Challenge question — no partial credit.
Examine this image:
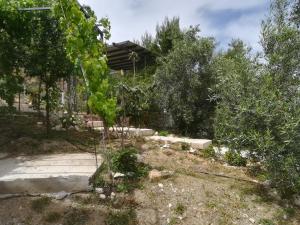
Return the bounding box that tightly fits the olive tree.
[155,27,216,138]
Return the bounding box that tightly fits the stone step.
[0,153,101,194]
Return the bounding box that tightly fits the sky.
[78,0,271,52]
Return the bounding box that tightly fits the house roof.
[107,41,153,71]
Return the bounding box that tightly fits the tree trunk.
[37,76,42,116]
[45,83,50,135]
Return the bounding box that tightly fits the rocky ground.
[0,112,300,225]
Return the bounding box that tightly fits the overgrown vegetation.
[106,209,137,225]
[31,197,51,213]
[224,151,247,167]
[213,0,300,197]
[0,0,299,203]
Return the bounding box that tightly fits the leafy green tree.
[155,27,216,137]
[214,0,300,197]
[23,12,73,132]
[53,0,116,128]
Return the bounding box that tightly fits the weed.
[158,131,169,136]
[62,208,89,225]
[31,197,51,213]
[106,209,136,225]
[202,145,216,158]
[168,217,178,225]
[174,202,186,215]
[181,143,190,151]
[224,151,247,167]
[206,201,217,209]
[258,218,275,225]
[44,212,61,223]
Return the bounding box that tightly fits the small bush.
[111,148,138,174]
[31,197,51,213]
[106,209,136,225]
[60,113,77,129]
[0,106,16,114]
[202,145,216,158]
[158,130,169,136]
[224,151,247,167]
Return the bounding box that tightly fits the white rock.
[114,172,126,179]
[249,218,255,223]
[99,194,106,199]
[168,203,172,208]
[158,183,164,188]
[95,188,104,194]
[188,148,197,154]
[162,144,170,148]
[294,195,300,207]
[48,191,69,200]
[110,192,116,199]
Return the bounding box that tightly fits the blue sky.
[79,0,270,52]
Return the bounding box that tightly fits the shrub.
[202,145,216,158]
[111,148,138,174]
[60,113,77,129]
[111,148,149,178]
[224,151,247,167]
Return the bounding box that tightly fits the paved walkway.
[0,153,101,194]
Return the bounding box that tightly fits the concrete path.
[0,153,101,194]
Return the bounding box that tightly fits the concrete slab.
[95,127,155,137]
[0,153,101,194]
[145,136,212,150]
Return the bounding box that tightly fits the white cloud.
[78,0,270,52]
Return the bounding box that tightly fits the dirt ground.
[0,112,300,225]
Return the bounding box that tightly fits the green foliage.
[214,0,300,197]
[106,209,136,225]
[111,148,149,178]
[158,130,169,136]
[258,219,275,225]
[224,151,247,167]
[111,148,138,174]
[60,113,77,129]
[0,74,23,107]
[53,0,116,126]
[202,145,216,158]
[155,26,216,138]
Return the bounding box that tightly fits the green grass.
[258,218,275,225]
[158,130,169,136]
